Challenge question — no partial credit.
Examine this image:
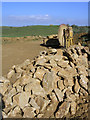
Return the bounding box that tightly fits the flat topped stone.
[54,88,64,102]
[23,106,35,118]
[34,68,45,80]
[80,75,88,90]
[56,101,70,118]
[48,49,57,54]
[42,71,56,94]
[25,78,46,97]
[16,92,31,109]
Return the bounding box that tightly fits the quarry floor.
[2,40,45,76]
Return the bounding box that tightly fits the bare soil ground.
[2,40,45,76]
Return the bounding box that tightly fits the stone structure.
[43,24,73,48]
[58,24,73,48]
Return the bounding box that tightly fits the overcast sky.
[2,2,88,26]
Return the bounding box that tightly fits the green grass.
[1,25,88,37]
[2,25,59,37]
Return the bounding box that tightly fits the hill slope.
[2,25,88,37]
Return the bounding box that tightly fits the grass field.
[2,25,59,37]
[1,25,88,37]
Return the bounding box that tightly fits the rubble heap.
[43,34,59,46]
[0,43,89,118]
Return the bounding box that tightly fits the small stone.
[19,92,31,109]
[63,50,74,63]
[35,96,50,112]
[32,85,46,97]
[40,99,50,112]
[54,88,64,102]
[13,92,31,109]
[13,75,32,87]
[65,87,72,98]
[75,46,82,55]
[50,59,57,67]
[0,76,10,83]
[3,95,12,107]
[48,49,57,54]
[42,100,58,118]
[57,80,64,90]
[76,65,88,76]
[57,69,67,78]
[13,78,21,87]
[29,98,40,110]
[12,65,16,70]
[83,46,89,54]
[74,77,80,93]
[82,55,88,67]
[53,54,62,62]
[78,42,81,46]
[0,78,11,96]
[65,67,77,77]
[57,49,63,56]
[43,38,48,44]
[12,105,22,115]
[23,106,35,118]
[14,66,23,73]
[20,59,31,68]
[42,71,55,94]
[79,88,88,97]
[64,77,74,87]
[70,62,75,68]
[2,111,7,118]
[50,92,58,102]
[70,101,77,115]
[7,70,15,79]
[35,96,44,110]
[8,88,16,98]
[8,106,22,118]
[43,63,52,70]
[57,60,69,68]
[67,94,76,102]
[13,93,20,105]
[55,101,70,118]
[34,68,45,80]
[51,66,60,74]
[47,35,54,39]
[25,78,46,97]
[3,104,12,114]
[62,56,68,60]
[36,58,47,66]
[76,55,88,67]
[16,85,23,92]
[27,64,35,73]
[9,72,22,84]
[80,75,88,90]
[37,114,44,118]
[40,50,47,55]
[20,75,32,86]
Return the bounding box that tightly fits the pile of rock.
[43,34,58,46]
[2,35,43,43]
[0,43,89,118]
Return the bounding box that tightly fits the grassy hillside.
[1,25,88,37]
[2,25,59,37]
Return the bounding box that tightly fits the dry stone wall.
[0,43,89,119]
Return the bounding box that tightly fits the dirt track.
[2,40,45,76]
